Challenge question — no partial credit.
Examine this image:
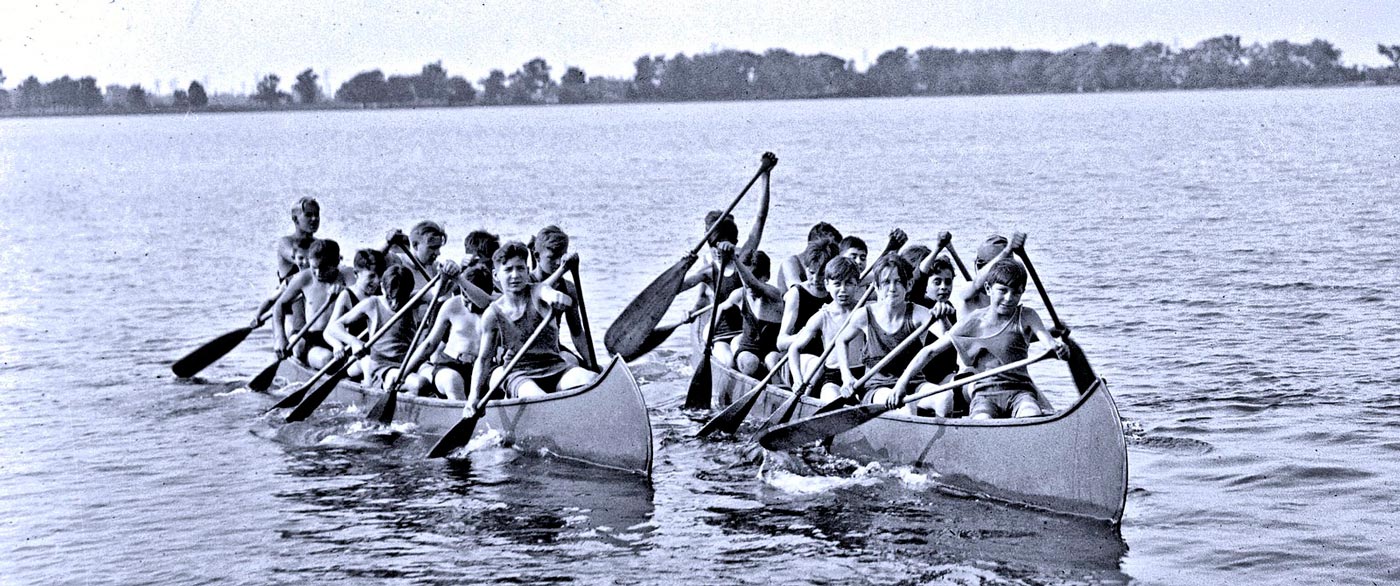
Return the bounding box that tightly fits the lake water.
[2,87,1398,585]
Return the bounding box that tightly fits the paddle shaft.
[472,305,562,413]
[387,278,453,392]
[686,160,776,258]
[898,348,1056,407]
[395,242,434,280]
[685,257,728,409]
[569,263,598,369]
[278,274,443,413]
[944,242,973,281]
[1014,249,1064,332]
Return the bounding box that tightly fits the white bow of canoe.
[274,356,654,476]
[692,315,1128,524]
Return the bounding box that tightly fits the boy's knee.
[560,367,594,390]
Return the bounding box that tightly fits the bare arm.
[738,172,771,259]
[1021,307,1068,359]
[774,288,804,352]
[326,297,376,354]
[731,253,783,302]
[716,288,744,313]
[465,308,499,415]
[889,330,957,405]
[404,298,458,374]
[271,273,310,356]
[786,310,823,384]
[776,255,802,292]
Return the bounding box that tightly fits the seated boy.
[325,265,432,394]
[775,240,837,386]
[890,258,1068,419]
[714,247,783,377]
[271,239,355,367]
[838,236,868,274]
[776,222,841,291]
[403,262,495,400]
[464,243,595,418]
[680,218,745,350]
[323,248,387,370]
[785,256,866,402]
[835,255,936,409]
[530,225,592,367]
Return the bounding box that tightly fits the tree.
[447,76,475,105]
[631,55,662,100]
[188,81,208,107]
[17,76,44,109]
[172,90,190,108]
[78,77,103,109]
[867,48,916,96]
[336,70,389,106]
[481,70,507,105]
[386,75,415,103]
[127,85,149,109]
[414,61,450,102]
[1382,44,1400,67]
[558,66,588,104]
[292,69,320,104]
[506,58,553,104]
[253,74,287,105]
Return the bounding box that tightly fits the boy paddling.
[271,239,355,367]
[892,257,1068,418]
[783,256,866,401]
[463,242,595,419]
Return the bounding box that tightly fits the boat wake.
[758,449,941,495]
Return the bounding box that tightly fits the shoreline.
[2,81,1393,121]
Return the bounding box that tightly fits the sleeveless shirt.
[793,286,832,355]
[861,303,926,388]
[950,306,1035,393]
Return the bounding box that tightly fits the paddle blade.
[246,359,282,393]
[367,388,398,425]
[684,356,714,410]
[760,390,804,429]
[622,322,683,362]
[604,255,696,359]
[427,415,483,458]
[172,326,254,378]
[285,365,351,423]
[759,403,892,452]
[696,384,763,438]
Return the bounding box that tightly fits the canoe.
[693,319,1128,524]
[273,356,654,475]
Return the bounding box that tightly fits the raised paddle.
[427,306,563,458]
[684,255,729,410]
[604,152,778,359]
[366,276,454,424]
[568,259,599,369]
[622,305,710,362]
[246,289,341,392]
[1012,245,1065,334]
[943,241,973,281]
[1011,243,1097,391]
[281,274,444,422]
[759,347,1058,451]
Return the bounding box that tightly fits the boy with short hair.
[713,247,784,377]
[277,197,320,281]
[387,221,448,291]
[838,236,868,273]
[681,218,746,347]
[271,239,355,368]
[835,255,938,410]
[324,248,387,369]
[775,240,837,383]
[530,225,592,367]
[785,256,866,401]
[776,222,842,291]
[464,242,595,418]
[892,258,1067,419]
[403,262,496,400]
[326,265,432,393]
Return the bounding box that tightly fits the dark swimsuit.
[861,303,926,392]
[368,307,416,387]
[497,301,570,396]
[733,295,780,356]
[792,286,832,355]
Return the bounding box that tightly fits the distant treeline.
[4,36,1400,115]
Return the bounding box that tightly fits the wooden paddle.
[944,241,973,281]
[569,259,599,369]
[760,233,940,427]
[1013,246,1065,334]
[604,152,778,359]
[427,306,563,458]
[171,310,271,378]
[1011,244,1097,390]
[621,305,710,362]
[759,348,1058,451]
[684,256,729,410]
[246,288,340,392]
[366,277,455,424]
[280,274,444,422]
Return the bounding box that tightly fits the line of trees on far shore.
[4,36,1400,116]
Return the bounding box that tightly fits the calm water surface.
[2,87,1398,585]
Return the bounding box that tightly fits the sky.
[2,0,1397,94]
